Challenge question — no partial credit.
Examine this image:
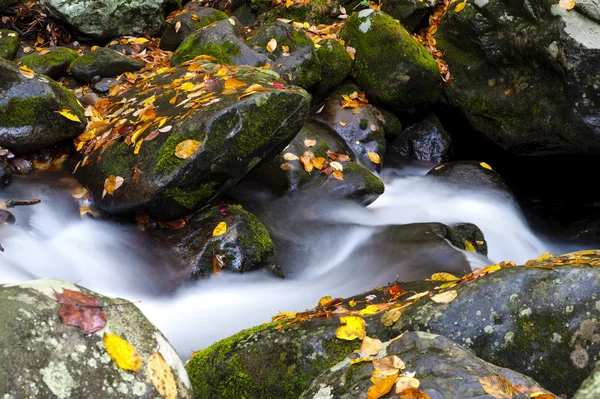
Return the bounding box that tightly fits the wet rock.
[312,39,353,94]
[40,0,182,41]
[171,17,269,66]
[93,77,118,93]
[237,121,384,205]
[149,204,276,280]
[381,0,436,32]
[302,332,553,399]
[0,159,12,187]
[340,10,441,113]
[9,158,33,175]
[427,160,510,193]
[20,47,79,79]
[436,0,600,155]
[80,92,99,107]
[0,0,17,10]
[160,7,228,51]
[0,278,193,398]
[256,2,337,26]
[230,3,257,26]
[70,48,144,83]
[0,209,15,225]
[0,29,20,60]
[0,58,86,154]
[388,113,452,163]
[450,222,488,256]
[73,60,310,220]
[106,41,149,56]
[574,363,600,399]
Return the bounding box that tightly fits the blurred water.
[0,168,573,358]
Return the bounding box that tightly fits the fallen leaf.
[103,333,142,372]
[103,175,124,198]
[349,299,357,307]
[395,376,420,393]
[480,161,492,170]
[158,125,173,133]
[213,253,225,274]
[464,240,477,253]
[361,336,383,355]
[148,352,178,399]
[223,78,247,92]
[559,0,575,10]
[283,152,299,161]
[455,1,467,12]
[335,315,366,340]
[219,202,229,216]
[332,170,344,181]
[536,252,553,262]
[330,161,343,171]
[267,38,277,53]
[311,157,326,170]
[372,355,405,376]
[213,221,227,237]
[174,139,201,159]
[286,0,293,7]
[273,81,286,90]
[368,152,381,164]
[381,307,402,326]
[367,373,397,399]
[18,65,35,79]
[57,109,82,123]
[280,163,293,170]
[359,305,379,316]
[530,394,556,399]
[300,151,314,172]
[405,291,430,301]
[304,138,317,147]
[339,121,347,126]
[398,388,430,399]
[318,296,334,306]
[55,289,106,334]
[350,357,374,365]
[428,272,458,281]
[175,21,182,33]
[430,290,458,304]
[479,376,515,399]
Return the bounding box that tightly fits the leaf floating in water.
[212,221,227,237]
[478,376,515,399]
[174,139,201,159]
[55,289,106,334]
[104,333,142,372]
[57,109,82,123]
[148,352,178,399]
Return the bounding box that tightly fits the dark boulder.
[19,47,79,79]
[160,7,228,52]
[388,113,452,163]
[427,160,510,193]
[70,48,144,83]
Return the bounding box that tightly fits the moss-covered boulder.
[436,0,600,155]
[171,17,269,66]
[20,47,79,79]
[148,204,276,280]
[256,0,338,26]
[39,0,182,41]
[248,21,321,89]
[313,38,352,94]
[0,29,20,61]
[73,59,310,220]
[0,58,85,154]
[302,332,554,399]
[0,278,193,398]
[237,121,384,205]
[340,10,441,113]
[426,160,510,193]
[311,82,389,172]
[160,7,228,52]
[70,48,144,83]
[380,0,437,32]
[388,112,452,163]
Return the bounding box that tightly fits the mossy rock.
[0,278,193,398]
[171,17,269,66]
[380,0,437,32]
[340,10,441,113]
[0,58,85,154]
[247,21,321,89]
[313,38,352,94]
[387,112,451,163]
[256,0,338,26]
[20,47,79,79]
[302,332,553,399]
[73,60,310,220]
[70,48,144,83]
[148,204,276,279]
[160,7,228,51]
[0,29,20,60]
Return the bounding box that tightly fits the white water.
[0,167,572,359]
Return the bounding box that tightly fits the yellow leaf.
[350,357,374,365]
[332,170,344,181]
[455,1,466,12]
[481,264,502,274]
[18,65,35,79]
[103,333,142,372]
[267,38,277,53]
[174,139,201,159]
[536,252,553,262]
[480,161,492,170]
[381,307,402,327]
[213,221,227,237]
[311,157,326,170]
[367,373,397,399]
[464,240,477,252]
[103,175,124,198]
[479,376,515,399]
[395,376,420,394]
[359,305,379,316]
[223,78,247,92]
[339,121,347,126]
[428,272,458,281]
[133,37,149,44]
[398,388,430,399]
[286,0,293,7]
[349,299,357,307]
[148,352,178,399]
[530,393,556,399]
[368,152,381,164]
[304,138,317,147]
[283,152,299,161]
[430,290,458,304]
[318,296,333,306]
[360,336,383,356]
[404,291,430,301]
[57,109,82,123]
[559,0,575,10]
[335,316,366,340]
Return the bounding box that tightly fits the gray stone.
[160,7,228,51]
[70,48,144,83]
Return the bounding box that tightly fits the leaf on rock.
[283,152,299,161]
[273,81,286,90]
[58,109,82,123]
[330,161,343,171]
[536,252,553,262]
[174,139,201,159]
[267,38,277,53]
[367,373,398,399]
[368,152,381,164]
[361,336,383,355]
[148,352,178,399]
[395,376,420,393]
[530,393,556,399]
[335,315,366,340]
[304,138,317,147]
[212,221,227,237]
[300,151,315,172]
[479,376,515,399]
[430,290,457,304]
[349,299,357,307]
[455,1,466,12]
[332,170,344,181]
[464,240,477,253]
[479,161,492,170]
[103,175,124,198]
[318,296,334,306]
[311,157,326,170]
[55,289,106,334]
[381,307,402,326]
[219,202,229,216]
[18,65,35,79]
[103,333,142,372]
[398,388,430,399]
[175,21,182,33]
[359,304,379,316]
[558,0,575,10]
[372,355,405,376]
[428,272,458,281]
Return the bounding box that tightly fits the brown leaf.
[267,38,277,53]
[213,254,226,274]
[395,376,420,393]
[381,307,403,326]
[372,355,405,376]
[479,376,515,399]
[361,336,383,356]
[430,290,457,304]
[55,289,106,334]
[398,388,430,399]
[332,170,344,180]
[300,150,314,172]
[367,373,398,399]
[103,175,124,198]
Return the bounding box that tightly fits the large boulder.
[381,0,437,32]
[0,58,86,154]
[160,7,228,52]
[0,278,193,398]
[302,332,553,399]
[312,38,352,94]
[73,60,310,220]
[437,0,600,155]
[40,0,182,41]
[387,112,452,163]
[340,10,441,113]
[70,48,144,83]
[427,160,510,193]
[0,29,20,60]
[19,47,79,79]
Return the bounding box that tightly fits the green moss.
[0,96,41,126]
[20,47,78,72]
[345,162,385,195]
[154,134,185,173]
[230,204,275,265]
[188,10,228,30]
[0,29,21,60]
[98,140,131,177]
[71,51,96,68]
[259,5,310,24]
[172,38,241,66]
[314,39,352,93]
[359,119,369,130]
[164,181,218,209]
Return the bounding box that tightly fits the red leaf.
[219,202,229,216]
[273,82,286,90]
[55,289,107,334]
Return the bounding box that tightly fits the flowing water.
[0,166,575,359]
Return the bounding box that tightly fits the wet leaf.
[359,305,379,315]
[530,393,556,399]
[318,296,334,306]
[18,65,35,79]
[428,272,458,281]
[361,336,383,355]
[55,289,106,334]
[57,109,82,123]
[175,21,182,33]
[430,290,457,304]
[300,151,314,172]
[213,221,227,237]
[283,152,299,161]
[368,152,381,164]
[559,0,575,10]
[536,252,553,262]
[158,125,173,133]
[332,170,344,181]
[103,175,124,198]
[372,355,405,376]
[395,376,420,393]
[455,1,466,12]
[398,388,430,399]
[148,352,178,399]
[286,0,293,7]
[405,291,430,301]
[145,130,160,141]
[367,373,397,399]
[330,161,343,171]
[479,376,515,399]
[304,138,317,147]
[104,333,142,372]
[381,307,402,326]
[174,139,201,159]
[464,240,477,252]
[280,162,293,170]
[273,81,286,90]
[267,38,277,53]
[349,299,357,307]
[311,157,326,170]
[335,315,366,340]
[480,161,492,170]
[223,78,247,92]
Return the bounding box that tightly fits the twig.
[2,198,41,208]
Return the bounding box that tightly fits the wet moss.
[20,47,78,74]
[172,38,241,66]
[314,39,352,93]
[230,204,274,265]
[164,182,218,209]
[359,119,369,130]
[154,134,184,173]
[98,140,131,177]
[0,96,41,126]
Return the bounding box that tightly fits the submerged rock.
[0,29,20,61]
[388,113,452,163]
[20,47,79,79]
[73,60,310,220]
[0,278,193,398]
[70,48,144,83]
[160,7,228,52]
[0,58,86,154]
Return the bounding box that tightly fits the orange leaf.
[174,139,201,159]
[360,336,383,356]
[267,38,277,53]
[367,373,397,399]
[479,376,515,399]
[311,157,326,170]
[103,175,124,198]
[368,152,381,164]
[332,170,344,181]
[398,388,430,399]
